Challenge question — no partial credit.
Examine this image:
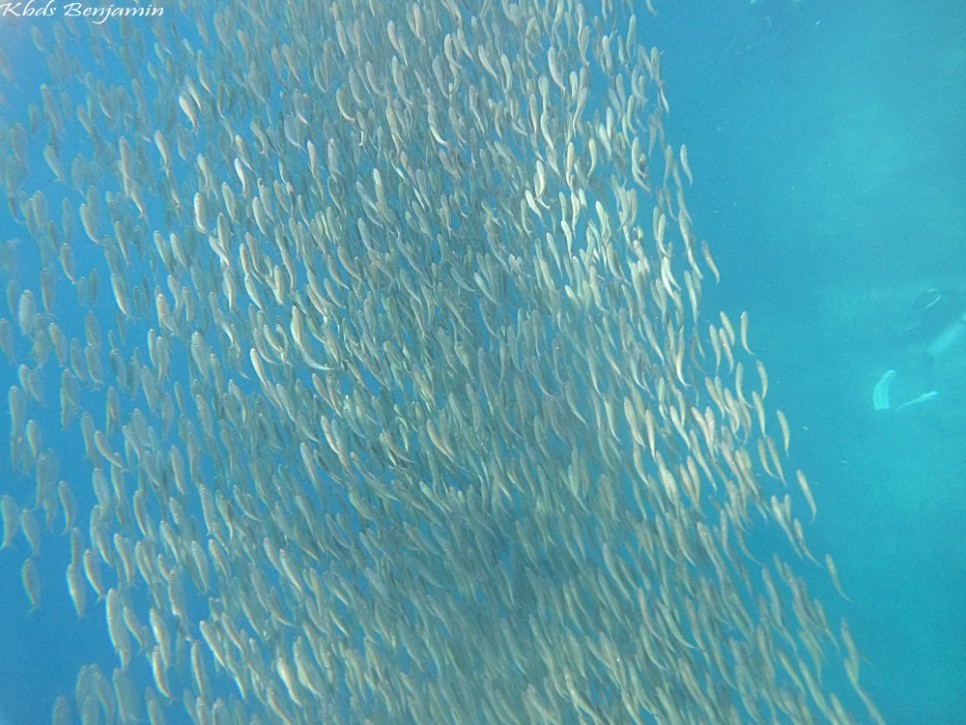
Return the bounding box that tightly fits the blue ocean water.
[652,1,966,722]
[0,1,962,723]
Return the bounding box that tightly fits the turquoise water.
[0,1,963,723]
[656,2,966,722]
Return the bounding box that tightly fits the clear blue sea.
[653,2,966,722]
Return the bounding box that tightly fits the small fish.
[826,554,851,601]
[1,495,20,549]
[21,557,40,611]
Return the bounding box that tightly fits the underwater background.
[0,0,963,723]
[657,1,966,723]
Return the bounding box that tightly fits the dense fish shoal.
[0,1,879,723]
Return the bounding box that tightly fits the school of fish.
[0,0,883,722]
